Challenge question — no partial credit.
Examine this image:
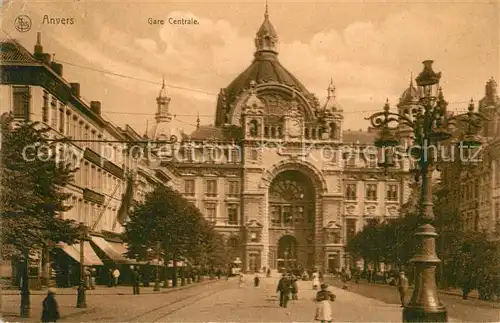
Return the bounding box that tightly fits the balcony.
[84,148,102,166]
[103,160,124,179]
[83,188,105,205]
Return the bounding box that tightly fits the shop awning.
[57,242,104,266]
[90,236,136,264]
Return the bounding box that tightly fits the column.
[261,193,269,270]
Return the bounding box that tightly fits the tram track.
[124,280,231,322]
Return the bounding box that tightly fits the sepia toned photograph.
[0,0,499,321]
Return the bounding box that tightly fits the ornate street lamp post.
[284,250,289,271]
[76,223,89,308]
[366,60,485,322]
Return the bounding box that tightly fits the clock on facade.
[287,119,302,137]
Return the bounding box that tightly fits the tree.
[124,184,215,287]
[0,115,78,317]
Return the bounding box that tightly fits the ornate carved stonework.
[324,221,341,229]
[366,205,377,216]
[246,219,263,228]
[387,206,398,216]
[346,204,356,215]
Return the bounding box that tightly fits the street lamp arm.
[364,101,415,130]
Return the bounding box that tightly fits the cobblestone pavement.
[324,277,500,322]
[0,279,220,322]
[158,275,414,322]
[5,275,494,322]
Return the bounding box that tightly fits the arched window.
[271,127,276,138]
[249,119,258,137]
[277,127,282,138]
[269,171,314,228]
[311,128,316,139]
[305,128,310,139]
[264,126,269,137]
[318,128,324,139]
[329,123,338,139]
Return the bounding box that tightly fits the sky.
[1,0,499,135]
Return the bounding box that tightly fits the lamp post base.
[153,279,160,291]
[403,306,447,322]
[76,284,87,308]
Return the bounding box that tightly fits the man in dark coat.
[41,288,60,322]
[397,271,409,307]
[276,273,291,308]
[131,266,141,295]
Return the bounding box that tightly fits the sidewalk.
[0,279,220,321]
[1,278,218,295]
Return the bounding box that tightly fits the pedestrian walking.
[132,266,141,295]
[87,268,96,290]
[107,268,113,287]
[314,284,336,323]
[254,273,261,287]
[276,273,292,308]
[112,268,120,287]
[41,288,60,323]
[397,271,409,307]
[238,272,245,288]
[83,268,91,290]
[312,271,320,290]
[266,268,271,278]
[291,275,299,300]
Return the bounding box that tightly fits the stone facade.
[144,9,413,272]
[440,78,500,237]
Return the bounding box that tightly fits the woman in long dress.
[315,284,336,323]
[238,273,245,288]
[312,271,320,290]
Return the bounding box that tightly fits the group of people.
[276,271,336,323]
[276,273,300,308]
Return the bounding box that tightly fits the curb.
[327,279,500,308]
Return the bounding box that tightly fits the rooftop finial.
[196,112,200,129]
[265,0,269,19]
[327,78,336,99]
[162,75,165,89]
[410,72,413,86]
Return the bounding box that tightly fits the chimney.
[34,32,43,55]
[51,62,63,76]
[70,83,80,97]
[90,101,101,115]
[40,53,51,65]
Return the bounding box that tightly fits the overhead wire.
[0,28,484,119]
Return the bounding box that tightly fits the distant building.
[439,78,500,237]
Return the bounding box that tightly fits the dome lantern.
[254,3,278,55]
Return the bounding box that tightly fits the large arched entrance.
[268,170,315,270]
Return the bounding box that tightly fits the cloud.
[43,4,496,132]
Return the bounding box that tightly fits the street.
[324,277,500,323]
[2,275,498,322]
[0,275,434,322]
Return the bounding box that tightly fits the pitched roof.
[0,39,38,64]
